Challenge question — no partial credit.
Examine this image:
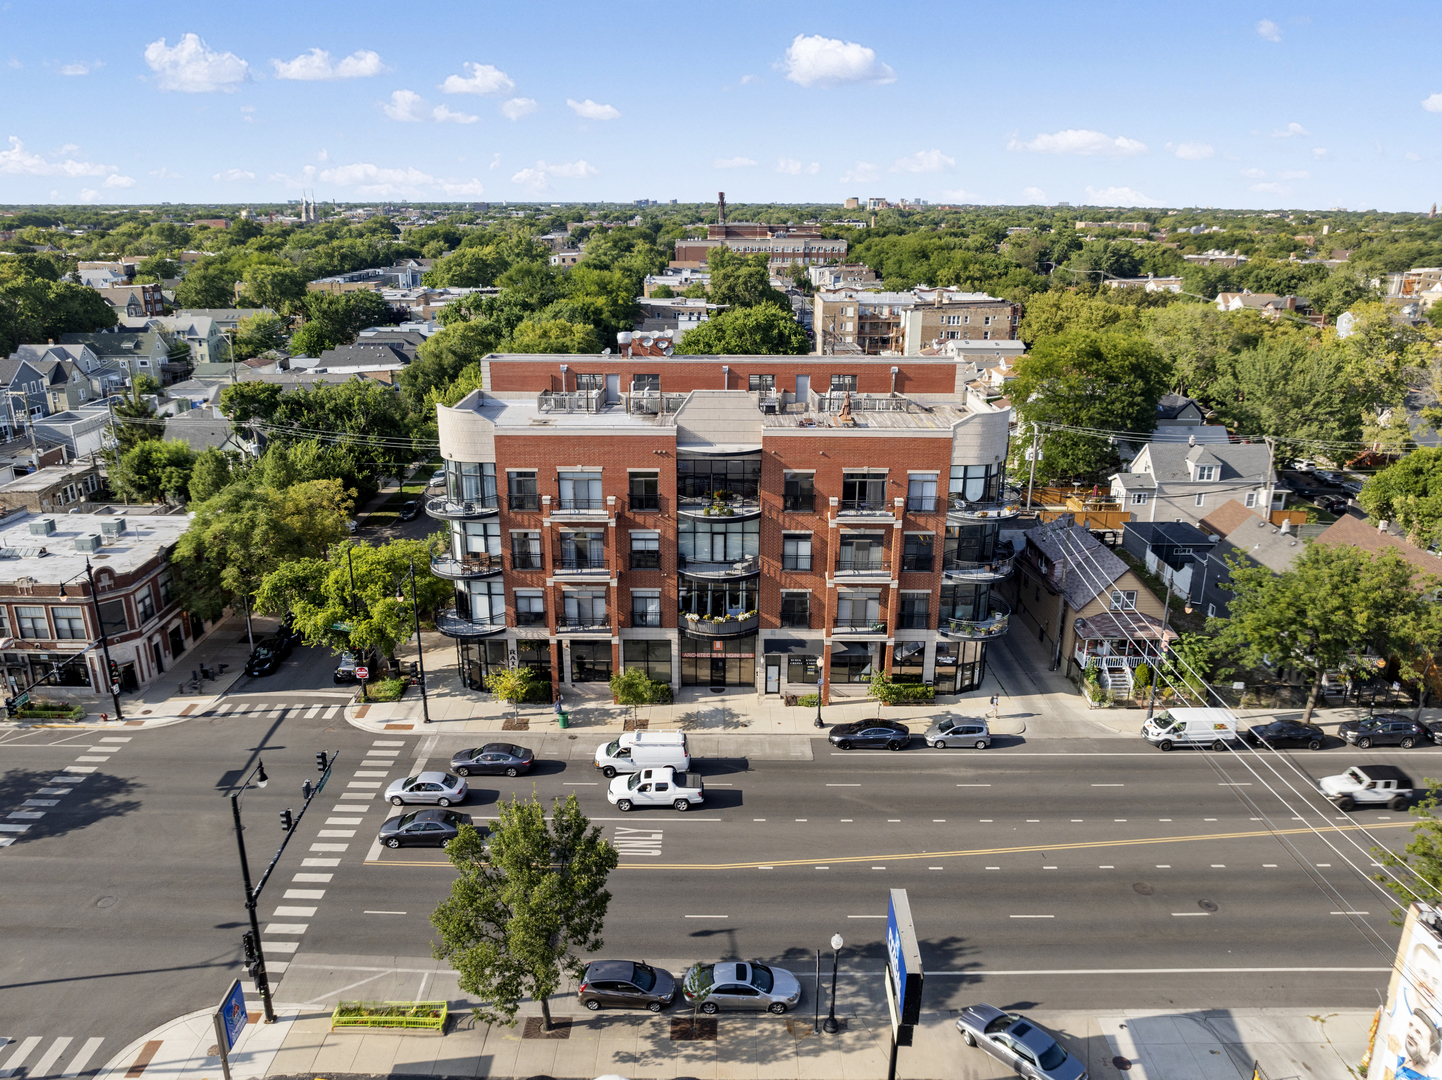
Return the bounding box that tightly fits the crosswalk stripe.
[61,1037,105,1079]
[324,705,340,718]
[304,705,322,719]
[31,1036,72,1077]
[0,1036,44,1077]
[215,704,235,715]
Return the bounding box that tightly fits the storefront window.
[570,641,612,682]
[623,640,671,682]
[893,640,926,683]
[786,654,819,685]
[461,640,508,690]
[679,633,756,686]
[830,645,882,684]
[515,638,552,680]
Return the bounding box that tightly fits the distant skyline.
[1,1,1438,211]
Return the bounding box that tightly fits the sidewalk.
[96,1006,298,1080]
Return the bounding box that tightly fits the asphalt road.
[0,657,1433,1073]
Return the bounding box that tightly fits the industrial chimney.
[717,192,726,225]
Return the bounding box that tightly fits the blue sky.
[0,0,1438,211]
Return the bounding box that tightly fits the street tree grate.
[671,1017,717,1041]
[503,717,531,731]
[521,1017,570,1039]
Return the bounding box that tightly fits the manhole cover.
[95,895,118,908]
[1199,899,1219,912]
[1113,1056,1132,1070]
[1133,882,1155,896]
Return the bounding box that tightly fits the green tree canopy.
[500,319,601,354]
[705,248,790,309]
[108,389,161,455]
[239,264,308,312]
[1010,330,1170,481]
[1358,448,1442,548]
[219,382,284,424]
[431,792,618,1031]
[174,259,239,309]
[187,447,236,502]
[110,439,195,503]
[0,261,117,354]
[673,303,808,355]
[233,312,287,360]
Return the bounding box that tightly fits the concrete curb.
[96,1006,299,1080]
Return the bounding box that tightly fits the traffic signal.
[242,931,258,976]
[279,809,294,832]
[301,779,313,801]
[107,660,119,682]
[315,751,329,773]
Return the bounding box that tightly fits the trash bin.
[557,711,570,730]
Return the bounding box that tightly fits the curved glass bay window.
[939,581,992,624]
[948,462,1003,508]
[456,579,505,625]
[944,522,1000,567]
[680,577,758,619]
[678,517,759,572]
[452,520,501,562]
[447,461,498,507]
[677,454,761,500]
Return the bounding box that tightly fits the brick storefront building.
[427,356,1016,704]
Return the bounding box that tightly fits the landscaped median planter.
[331,1000,448,1032]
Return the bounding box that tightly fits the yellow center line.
[365,820,1416,870]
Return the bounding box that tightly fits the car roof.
[481,743,522,754]
[414,771,456,783]
[588,960,637,980]
[1356,764,1413,784]
[409,808,456,822]
[1012,1022,1060,1055]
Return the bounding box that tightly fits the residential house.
[0,357,60,440]
[643,269,710,297]
[1008,515,1173,695]
[809,264,879,290]
[0,463,102,514]
[1192,500,1322,619]
[7,344,111,412]
[163,414,255,456]
[92,284,164,317]
[671,223,847,270]
[1215,291,1317,322]
[33,408,111,460]
[76,260,138,284]
[1110,434,1282,527]
[1314,513,1442,580]
[314,343,410,371]
[1103,275,1184,293]
[813,287,1018,357]
[58,331,171,384]
[148,314,227,365]
[354,330,426,360]
[1120,520,1216,600]
[550,249,583,268]
[1156,393,1206,428]
[171,308,276,334]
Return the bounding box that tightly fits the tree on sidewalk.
[431,793,618,1031]
[484,666,543,723]
[608,666,665,724]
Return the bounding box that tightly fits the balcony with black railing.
[682,612,759,638]
[425,494,500,519]
[938,597,1011,640]
[508,493,541,512]
[837,499,896,519]
[552,497,608,518]
[557,616,611,633]
[677,494,761,520]
[946,490,1022,521]
[514,611,547,627]
[832,616,890,634]
[630,610,663,627]
[905,495,940,513]
[509,552,544,572]
[783,494,815,513]
[436,608,506,639]
[628,494,661,512]
[678,554,760,579]
[430,552,504,579]
[943,554,1015,582]
[554,552,610,576]
[898,612,931,629]
[779,614,811,629]
[835,557,891,579]
[901,555,934,572]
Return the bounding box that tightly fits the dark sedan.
[1316,494,1349,514]
[450,743,535,777]
[1338,714,1428,749]
[244,638,287,677]
[398,499,422,521]
[578,960,677,1013]
[377,808,473,848]
[828,719,911,751]
[1244,720,1327,750]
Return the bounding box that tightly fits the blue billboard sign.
[886,889,923,1026]
[218,979,248,1051]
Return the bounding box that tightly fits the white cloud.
[1008,129,1147,156]
[0,137,115,178]
[1312,146,1329,158]
[272,48,385,80]
[1277,169,1310,180]
[212,168,256,182]
[432,105,479,124]
[1256,19,1282,42]
[383,89,430,122]
[317,149,329,162]
[714,156,757,169]
[500,97,538,120]
[1423,93,1442,113]
[1250,181,1290,196]
[103,173,135,188]
[840,160,880,184]
[78,188,98,202]
[440,62,514,95]
[892,149,955,173]
[782,33,895,87]
[1084,185,1158,206]
[143,33,249,93]
[1240,167,1267,179]
[776,158,820,175]
[1271,121,1308,137]
[59,61,100,76]
[313,161,485,199]
[490,152,502,170]
[567,98,619,120]
[1169,141,1214,160]
[510,159,597,193]
[739,74,760,85]
[1406,152,1422,162]
[1022,187,1047,202]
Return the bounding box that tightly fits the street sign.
[885,888,923,1029]
[355,666,369,680]
[218,979,247,1049]
[11,691,28,708]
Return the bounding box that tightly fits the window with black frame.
[676,455,761,500]
[631,592,662,626]
[902,533,934,571]
[515,591,546,626]
[841,472,887,511]
[623,639,671,681]
[939,582,985,625]
[447,461,498,507]
[630,532,660,569]
[511,532,542,570]
[562,590,607,629]
[570,640,612,682]
[516,637,552,678]
[893,640,926,682]
[781,533,812,571]
[943,522,999,569]
[629,471,659,511]
[786,653,819,685]
[783,472,814,512]
[780,592,810,627]
[508,470,539,511]
[899,594,930,629]
[830,647,879,683]
[948,463,1003,508]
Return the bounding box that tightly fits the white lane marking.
[310,843,348,851]
[795,818,807,821]
[50,775,85,782]
[323,705,340,718]
[318,830,357,838]
[825,784,861,787]
[1026,819,1040,822]
[365,910,407,915]
[0,1037,43,1077]
[1173,912,1210,917]
[1159,818,1172,822]
[36,788,71,795]
[684,915,727,918]
[1114,819,1128,822]
[305,705,323,719]
[840,818,853,822]
[928,866,944,870]
[22,799,58,807]
[0,824,31,833]
[326,817,363,825]
[98,736,131,743]
[359,761,392,768]
[1071,819,1083,822]
[274,906,317,916]
[928,966,1390,975]
[293,873,333,883]
[265,923,309,934]
[31,1037,72,1078]
[1042,866,1057,870]
[754,818,766,821]
[849,914,887,918]
[73,756,110,763]
[888,819,900,822]
[1264,864,1278,868]
[61,1038,105,1079]
[301,858,340,867]
[264,940,300,953]
[8,812,44,820]
[980,819,993,822]
[933,819,946,822]
[757,866,772,870]
[1092,784,1124,787]
[1156,865,1172,868]
[285,889,326,899]
[353,771,388,778]
[1316,863,1332,867]
[1333,911,1370,915]
[564,782,597,786]
[612,827,663,857]
[985,866,999,870]
[1218,783,1251,786]
[1099,865,1114,869]
[64,766,99,773]
[1010,915,1054,919]
[373,739,406,746]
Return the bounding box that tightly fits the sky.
[0,0,1438,211]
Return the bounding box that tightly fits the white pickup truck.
[1319,764,1415,810]
[607,766,706,812]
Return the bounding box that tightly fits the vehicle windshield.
[937,720,954,733]
[397,812,419,827]
[1036,1041,1067,1070]
[442,773,459,786]
[403,775,419,787]
[627,772,641,790]
[749,964,774,993]
[605,740,621,756]
[1344,767,1366,784]
[631,963,656,992]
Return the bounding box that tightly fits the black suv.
[1338,714,1428,749]
[1243,720,1327,750]
[828,719,911,751]
[244,634,291,677]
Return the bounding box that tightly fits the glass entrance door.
[710,657,727,686]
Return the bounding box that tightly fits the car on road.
[398,499,422,521]
[1243,720,1327,750]
[1313,469,1343,485]
[333,651,375,683]
[384,771,468,807]
[1290,459,1316,473]
[244,641,284,677]
[608,766,705,812]
[828,719,911,751]
[346,518,359,533]
[923,717,991,749]
[578,961,677,1012]
[1315,494,1349,514]
[450,743,534,777]
[956,1005,1086,1080]
[1341,478,1366,496]
[276,614,303,648]
[680,961,801,1015]
[1338,714,1428,749]
[377,808,473,848]
[1320,764,1416,811]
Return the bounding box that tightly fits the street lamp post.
[814,675,824,729]
[65,560,124,721]
[1145,579,1174,722]
[230,760,274,1023]
[823,933,843,1034]
[399,556,431,724]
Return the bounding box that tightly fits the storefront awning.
[831,641,874,658]
[763,638,818,655]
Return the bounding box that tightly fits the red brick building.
[428,356,1015,704]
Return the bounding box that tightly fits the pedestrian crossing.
[0,736,131,849]
[196,702,345,720]
[0,1036,105,1079]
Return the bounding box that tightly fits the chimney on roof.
[1188,433,1196,447]
[1280,519,1292,535]
[1379,519,1389,532]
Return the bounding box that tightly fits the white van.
[594,731,690,777]
[1141,707,1238,752]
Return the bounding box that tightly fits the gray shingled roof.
[1024,518,1131,608]
[1144,440,1271,483]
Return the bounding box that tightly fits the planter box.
[682,613,760,638]
[331,1000,447,1032]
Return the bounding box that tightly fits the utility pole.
[1025,422,1041,512]
[1262,434,1276,525]
[84,558,124,720]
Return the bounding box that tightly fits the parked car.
[277,613,303,648]
[680,961,802,1015]
[956,1005,1086,1080]
[384,771,468,807]
[578,961,677,1012]
[1338,714,1429,749]
[1313,469,1342,485]
[923,717,991,749]
[334,651,376,683]
[450,743,534,777]
[1316,494,1349,514]
[346,518,359,533]
[828,719,911,751]
[377,808,473,848]
[430,468,446,486]
[1243,720,1327,750]
[244,641,283,677]
[1341,479,1365,496]
[608,766,705,812]
[1320,764,1416,811]
[398,499,422,521]
[1289,459,1316,473]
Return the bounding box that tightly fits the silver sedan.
[957,1004,1087,1080]
[384,771,468,807]
[680,961,802,1015]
